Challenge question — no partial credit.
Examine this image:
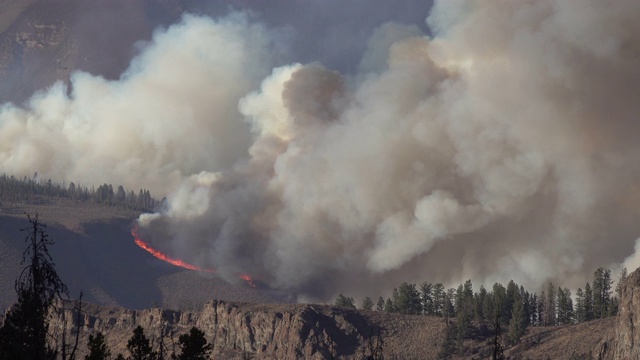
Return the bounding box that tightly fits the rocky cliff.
[612,267,640,359]
[48,299,447,359]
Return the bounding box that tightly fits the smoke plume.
[3,1,640,299]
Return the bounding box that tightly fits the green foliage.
[557,288,574,325]
[0,214,68,360]
[454,280,474,342]
[0,173,157,211]
[394,283,422,315]
[334,294,356,309]
[376,297,385,312]
[174,327,212,360]
[127,326,155,360]
[575,288,585,323]
[361,296,374,311]
[420,282,433,315]
[85,332,111,360]
[584,282,594,321]
[508,290,526,344]
[384,298,394,313]
[592,267,612,319]
[437,322,457,359]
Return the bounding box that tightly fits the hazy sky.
[2,0,640,301]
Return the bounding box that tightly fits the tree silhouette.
[174,327,212,360]
[127,326,155,360]
[85,332,111,360]
[0,214,68,360]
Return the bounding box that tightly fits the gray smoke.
[3,1,640,300]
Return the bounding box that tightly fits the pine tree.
[376,297,385,312]
[508,290,526,344]
[432,284,446,317]
[384,298,394,313]
[334,294,356,309]
[85,332,111,360]
[127,326,155,360]
[361,297,374,311]
[174,327,212,360]
[593,268,612,318]
[396,283,422,314]
[454,280,474,342]
[584,282,594,321]
[575,288,585,323]
[474,286,487,323]
[0,214,68,360]
[420,282,434,315]
[544,283,556,326]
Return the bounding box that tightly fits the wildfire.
[131,225,256,287]
[131,226,212,272]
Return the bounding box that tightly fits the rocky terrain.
[47,297,619,360]
[0,0,183,104]
[43,267,640,359]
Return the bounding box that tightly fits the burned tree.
[0,214,69,359]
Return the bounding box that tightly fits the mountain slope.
[0,201,280,310]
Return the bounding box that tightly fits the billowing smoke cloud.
[0,13,278,194]
[3,1,640,300]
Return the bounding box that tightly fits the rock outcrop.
[50,300,395,359]
[612,267,640,359]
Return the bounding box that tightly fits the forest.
[0,173,159,211]
[335,268,623,358]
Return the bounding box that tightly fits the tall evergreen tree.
[174,327,212,360]
[85,333,111,360]
[127,326,155,360]
[593,268,612,318]
[508,290,526,344]
[420,282,434,315]
[361,297,374,311]
[492,283,507,324]
[0,214,68,360]
[575,288,585,323]
[584,282,594,321]
[543,283,556,326]
[474,286,488,323]
[395,283,422,315]
[376,297,385,312]
[334,294,356,309]
[432,284,446,317]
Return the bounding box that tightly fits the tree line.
[335,268,625,357]
[0,173,158,211]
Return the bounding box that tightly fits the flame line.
[131,225,256,287]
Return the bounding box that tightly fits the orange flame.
[239,274,256,288]
[132,226,213,272]
[131,225,256,287]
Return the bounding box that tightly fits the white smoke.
[3,1,640,299]
[0,13,278,194]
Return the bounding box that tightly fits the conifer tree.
[361,297,374,311]
[508,290,526,344]
[584,282,594,321]
[0,214,68,360]
[127,326,155,360]
[575,288,585,323]
[85,333,111,360]
[174,327,212,360]
[420,282,434,315]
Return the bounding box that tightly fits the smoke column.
[2,1,640,299]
